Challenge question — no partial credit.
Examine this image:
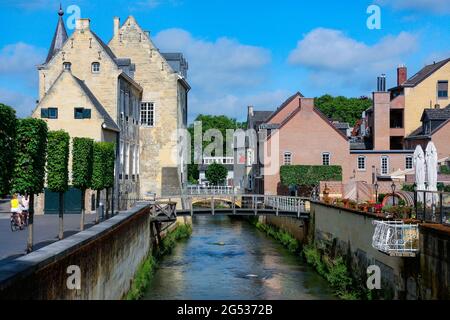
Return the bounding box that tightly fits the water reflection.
[144,216,335,300]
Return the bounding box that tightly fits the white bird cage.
[372,221,419,257]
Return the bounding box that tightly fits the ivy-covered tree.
[205,162,228,186]
[47,130,70,240]
[92,142,116,222]
[0,104,16,196]
[72,137,94,231]
[11,118,48,252]
[315,95,372,126]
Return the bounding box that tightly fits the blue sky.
[1,0,450,121]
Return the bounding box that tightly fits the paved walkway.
[0,213,97,263]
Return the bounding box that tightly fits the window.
[91,62,100,73]
[284,152,292,165]
[438,81,448,99]
[406,156,413,170]
[357,156,366,171]
[119,140,124,179]
[322,152,330,166]
[381,156,389,175]
[74,108,91,119]
[140,102,155,127]
[63,62,71,71]
[41,107,58,119]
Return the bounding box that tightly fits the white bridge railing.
[264,196,308,213]
[187,185,236,195]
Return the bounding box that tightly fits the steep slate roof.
[421,105,450,121]
[264,91,303,123]
[46,6,68,63]
[91,31,118,66]
[402,58,450,88]
[72,75,120,132]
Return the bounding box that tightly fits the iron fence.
[414,190,450,226]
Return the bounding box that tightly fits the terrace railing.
[414,190,450,226]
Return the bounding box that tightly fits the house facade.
[108,16,190,197]
[31,9,188,214]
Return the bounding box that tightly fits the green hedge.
[47,130,70,193]
[440,165,450,175]
[0,104,16,194]
[280,165,342,187]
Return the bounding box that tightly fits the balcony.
[390,94,405,109]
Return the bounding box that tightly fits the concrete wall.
[0,204,156,300]
[310,202,450,299]
[258,215,306,242]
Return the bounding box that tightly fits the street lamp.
[391,182,397,206]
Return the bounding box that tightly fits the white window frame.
[140,102,155,127]
[63,62,71,71]
[91,62,100,73]
[322,152,331,166]
[406,155,413,170]
[284,152,292,166]
[357,156,366,171]
[125,143,130,178]
[381,156,389,175]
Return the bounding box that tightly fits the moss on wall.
[125,223,192,300]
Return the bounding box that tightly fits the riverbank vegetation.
[249,217,371,300]
[125,223,193,300]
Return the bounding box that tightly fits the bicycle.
[10,213,23,232]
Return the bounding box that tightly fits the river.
[144,216,336,300]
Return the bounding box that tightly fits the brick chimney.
[113,17,120,37]
[397,64,407,86]
[299,97,314,111]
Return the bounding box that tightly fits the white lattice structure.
[372,221,419,257]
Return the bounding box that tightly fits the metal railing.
[372,220,419,257]
[414,190,450,225]
[187,185,236,195]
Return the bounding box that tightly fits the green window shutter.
[41,108,49,118]
[83,109,92,119]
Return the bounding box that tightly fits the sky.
[1,0,450,122]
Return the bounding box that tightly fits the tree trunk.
[80,189,86,231]
[59,192,64,240]
[95,190,100,224]
[27,194,35,253]
[106,188,110,219]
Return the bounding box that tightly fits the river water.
[144,216,335,300]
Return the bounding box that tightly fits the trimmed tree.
[47,130,70,240]
[11,118,48,253]
[92,142,116,222]
[0,104,17,196]
[72,137,94,231]
[104,142,116,217]
[206,162,228,186]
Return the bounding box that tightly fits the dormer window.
[92,62,100,73]
[63,62,72,71]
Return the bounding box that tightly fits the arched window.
[63,62,72,71]
[91,62,100,73]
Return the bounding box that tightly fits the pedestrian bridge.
[150,194,311,222]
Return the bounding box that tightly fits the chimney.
[377,74,386,92]
[248,106,254,117]
[397,64,407,86]
[75,18,90,31]
[113,17,120,37]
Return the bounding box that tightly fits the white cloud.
[288,28,418,91]
[376,0,450,14]
[154,28,272,119]
[0,88,36,118]
[0,42,46,86]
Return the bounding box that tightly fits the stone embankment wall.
[0,204,190,300]
[258,202,449,299]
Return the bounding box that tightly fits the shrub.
[205,162,228,186]
[280,165,342,187]
[440,165,450,175]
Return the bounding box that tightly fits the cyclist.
[20,194,30,226]
[10,194,23,228]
